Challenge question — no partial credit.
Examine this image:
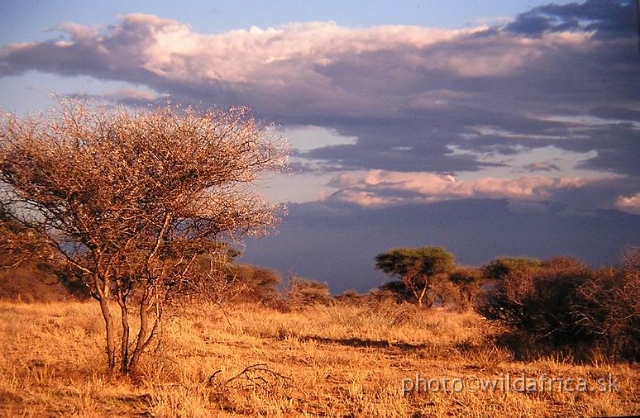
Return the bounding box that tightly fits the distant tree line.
[2,220,638,363]
[373,245,639,362]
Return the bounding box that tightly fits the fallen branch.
[207,363,292,392]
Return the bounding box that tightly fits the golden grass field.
[0,300,637,417]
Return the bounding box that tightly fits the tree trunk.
[118,298,130,374]
[98,294,116,372]
[416,284,429,309]
[128,289,161,374]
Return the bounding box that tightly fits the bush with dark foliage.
[479,253,639,362]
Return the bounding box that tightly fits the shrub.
[285,276,333,309]
[226,264,282,305]
[571,251,639,362]
[448,267,486,311]
[478,254,639,362]
[334,289,367,307]
[481,256,542,281]
[373,281,413,305]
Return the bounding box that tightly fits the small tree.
[375,246,455,308]
[335,289,367,307]
[448,266,485,311]
[0,99,288,374]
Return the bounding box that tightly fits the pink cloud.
[15,14,593,87]
[615,192,640,215]
[329,170,620,208]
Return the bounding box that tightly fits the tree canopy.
[481,256,541,281]
[375,246,455,308]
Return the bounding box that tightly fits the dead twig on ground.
[207,363,292,392]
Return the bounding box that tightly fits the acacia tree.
[0,99,288,374]
[375,246,455,308]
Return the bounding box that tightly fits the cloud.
[326,169,623,208]
[525,162,561,172]
[615,192,640,214]
[103,87,162,102]
[0,1,637,184]
[506,0,636,39]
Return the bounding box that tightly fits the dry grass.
[0,300,637,417]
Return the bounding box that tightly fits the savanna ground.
[0,300,637,417]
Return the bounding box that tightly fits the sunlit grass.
[0,300,637,417]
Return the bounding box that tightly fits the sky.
[1,0,639,293]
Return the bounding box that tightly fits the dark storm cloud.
[506,0,636,38]
[299,114,506,172]
[303,142,495,173]
[590,106,640,121]
[549,174,640,212]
